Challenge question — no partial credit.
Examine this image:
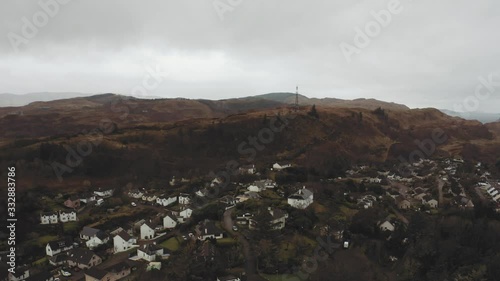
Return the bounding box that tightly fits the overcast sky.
[1,0,499,111]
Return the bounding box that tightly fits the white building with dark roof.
[287,187,313,209]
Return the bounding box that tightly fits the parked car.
[131,202,137,207]
[60,268,72,277]
[232,225,239,231]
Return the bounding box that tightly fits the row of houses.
[40,210,77,224]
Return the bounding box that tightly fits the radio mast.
[295,85,299,111]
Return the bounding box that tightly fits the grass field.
[216,237,238,246]
[160,236,181,251]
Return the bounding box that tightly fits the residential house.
[79,193,97,204]
[379,221,395,232]
[197,220,224,240]
[45,237,73,256]
[64,195,81,209]
[220,195,237,205]
[236,192,261,203]
[454,196,475,209]
[80,227,102,241]
[396,196,411,210]
[287,187,313,209]
[179,208,193,220]
[132,219,146,231]
[94,188,114,198]
[272,162,291,170]
[195,188,210,197]
[40,212,58,224]
[8,268,29,281]
[84,268,110,281]
[156,195,177,207]
[137,244,164,262]
[84,262,131,281]
[86,231,109,249]
[163,213,177,229]
[106,262,132,280]
[422,195,438,208]
[236,213,253,225]
[238,164,256,175]
[249,208,288,230]
[66,248,102,269]
[367,177,382,183]
[128,190,143,199]
[217,276,241,281]
[267,208,288,230]
[140,222,156,240]
[113,231,136,253]
[178,193,191,205]
[59,210,77,223]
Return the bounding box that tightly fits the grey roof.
[289,188,313,200]
[80,226,101,237]
[67,248,99,264]
[270,208,287,220]
[107,261,130,273]
[201,220,224,236]
[84,267,108,280]
[115,231,132,241]
[47,237,73,251]
[139,244,161,255]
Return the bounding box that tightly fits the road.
[222,208,267,281]
[437,178,444,206]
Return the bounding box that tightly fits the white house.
[287,187,313,209]
[239,164,256,175]
[248,180,276,192]
[46,237,73,256]
[140,222,156,240]
[128,190,143,199]
[80,226,101,241]
[7,268,30,281]
[86,232,109,249]
[40,212,58,224]
[197,220,224,241]
[179,208,193,222]
[137,244,164,262]
[113,231,137,253]
[272,162,291,170]
[163,215,177,229]
[79,193,96,204]
[379,221,395,232]
[94,188,114,197]
[178,193,191,205]
[422,196,438,208]
[156,196,177,207]
[59,210,77,223]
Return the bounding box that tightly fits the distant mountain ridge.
[2,92,498,124]
[440,109,500,124]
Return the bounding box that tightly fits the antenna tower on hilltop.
[295,85,299,111]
